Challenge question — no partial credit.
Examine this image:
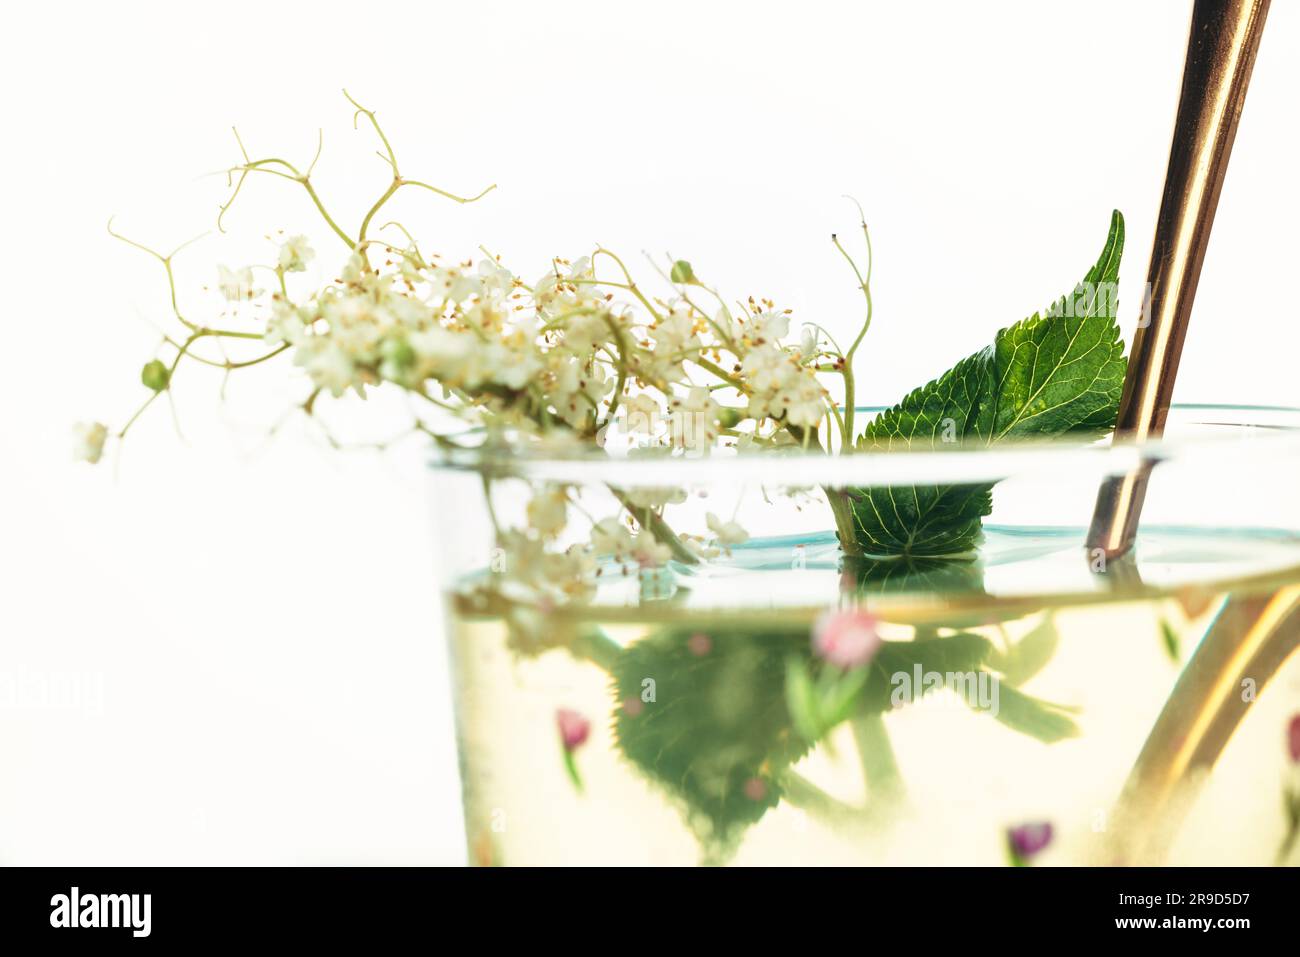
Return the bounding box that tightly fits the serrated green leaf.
[849,211,1127,558]
[611,626,809,859]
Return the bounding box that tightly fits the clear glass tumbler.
[431,405,1300,866]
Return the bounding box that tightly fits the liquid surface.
[447,527,1300,866]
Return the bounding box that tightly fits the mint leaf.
[849,211,1126,558]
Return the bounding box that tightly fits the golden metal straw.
[1087,0,1270,560]
[1107,586,1300,864]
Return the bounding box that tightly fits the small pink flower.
[556,708,590,752]
[687,632,712,656]
[743,777,767,801]
[812,609,881,669]
[1288,713,1300,764]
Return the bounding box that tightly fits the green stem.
[778,771,874,829]
[851,712,904,801]
[832,212,873,444]
[358,178,401,245]
[785,424,863,558]
[826,487,863,559]
[610,489,699,566]
[692,356,746,392]
[300,177,356,249]
[572,628,623,671]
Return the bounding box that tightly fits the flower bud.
[556,708,590,752]
[670,260,697,285]
[1007,821,1053,862]
[811,609,881,669]
[141,359,170,392]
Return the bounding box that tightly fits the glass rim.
[428,403,1300,487]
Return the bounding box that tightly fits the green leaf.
[990,682,1081,743]
[867,633,1079,742]
[610,626,810,860]
[610,624,1080,861]
[987,613,1060,686]
[849,210,1127,557]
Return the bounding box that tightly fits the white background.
[1,0,1297,864]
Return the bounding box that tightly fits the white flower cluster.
[486,480,762,611]
[735,307,828,428]
[91,204,850,623]
[85,101,878,654]
[250,235,832,455]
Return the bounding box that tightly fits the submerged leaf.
[611,627,810,857]
[987,613,1060,686]
[846,554,987,598]
[990,682,1081,743]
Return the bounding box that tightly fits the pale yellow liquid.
[447,528,1300,866]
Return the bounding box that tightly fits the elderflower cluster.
[250,232,833,463]
[735,305,829,428]
[87,96,878,638]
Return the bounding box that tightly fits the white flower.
[740,343,826,426]
[278,235,315,273]
[217,265,260,302]
[562,310,610,356]
[397,249,425,286]
[590,515,674,567]
[487,340,543,391]
[591,517,635,557]
[706,512,749,546]
[782,371,829,427]
[630,529,672,567]
[73,422,108,464]
[541,545,597,599]
[429,264,483,303]
[495,529,595,601]
[684,536,721,560]
[532,257,597,316]
[799,325,819,359]
[295,339,357,397]
[741,343,796,419]
[622,394,660,434]
[654,307,699,353]
[266,299,310,346]
[711,305,744,344]
[669,385,722,451]
[545,354,612,428]
[622,486,687,509]
[567,256,593,281]
[526,488,569,537]
[408,327,475,381]
[749,310,790,343]
[648,306,700,381]
[741,342,793,391]
[477,258,514,296]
